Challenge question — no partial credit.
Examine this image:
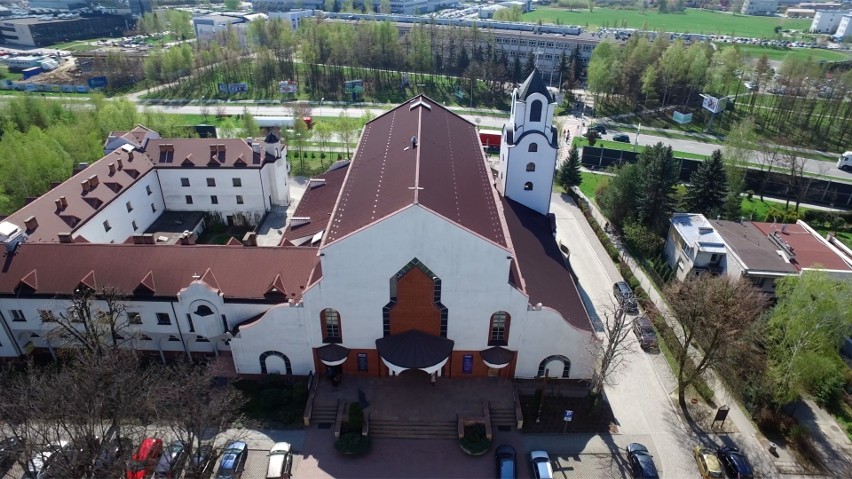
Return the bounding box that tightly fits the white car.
[25,440,69,479]
[529,450,554,479]
[266,441,293,479]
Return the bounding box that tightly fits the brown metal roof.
[501,198,592,331]
[142,138,271,168]
[0,243,319,301]
[709,220,797,273]
[325,96,507,247]
[751,222,851,272]
[283,165,349,245]
[4,148,154,243]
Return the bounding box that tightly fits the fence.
[581,147,852,209]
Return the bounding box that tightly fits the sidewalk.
[570,188,824,477]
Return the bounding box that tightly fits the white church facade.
[0,71,596,382]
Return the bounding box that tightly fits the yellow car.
[693,446,724,479]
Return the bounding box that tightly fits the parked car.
[632,315,658,350]
[613,281,639,314]
[266,442,293,479]
[94,436,132,478]
[716,446,754,479]
[693,446,724,478]
[215,441,248,479]
[626,443,659,479]
[154,440,187,479]
[495,444,516,479]
[613,134,631,143]
[0,437,24,468]
[529,450,554,479]
[24,441,68,479]
[126,438,164,479]
[185,445,215,479]
[591,124,607,135]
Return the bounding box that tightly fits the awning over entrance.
[479,346,515,369]
[317,343,350,366]
[375,329,454,375]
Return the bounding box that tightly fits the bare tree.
[153,360,246,477]
[755,139,781,202]
[778,149,807,212]
[664,274,767,408]
[591,306,635,396]
[46,287,133,357]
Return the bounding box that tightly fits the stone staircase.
[368,417,458,439]
[310,402,338,425]
[490,405,516,429]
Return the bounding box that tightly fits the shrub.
[459,423,491,455]
[622,221,664,258]
[628,276,640,291]
[334,432,371,456]
[348,402,364,433]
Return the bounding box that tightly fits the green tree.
[293,118,311,173]
[597,163,640,228]
[722,117,756,218]
[557,146,582,191]
[635,142,679,234]
[242,109,260,138]
[767,271,852,406]
[324,0,336,11]
[683,149,728,217]
[224,0,241,9]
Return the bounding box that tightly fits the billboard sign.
[87,76,108,89]
[701,94,726,114]
[278,80,297,94]
[344,79,364,94]
[673,111,693,124]
[218,82,249,94]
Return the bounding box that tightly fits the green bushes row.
[801,209,852,231]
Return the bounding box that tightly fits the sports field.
[523,7,812,38]
[731,44,850,62]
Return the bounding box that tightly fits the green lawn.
[573,136,710,160]
[731,44,851,62]
[579,171,611,200]
[524,7,811,37]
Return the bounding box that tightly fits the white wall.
[502,132,557,216]
[75,172,165,244]
[156,168,267,219]
[515,307,594,379]
[230,304,314,375]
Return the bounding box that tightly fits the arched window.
[530,100,542,122]
[321,308,342,343]
[526,162,536,172]
[489,311,511,346]
[537,355,571,378]
[524,182,534,191]
[259,351,292,375]
[528,143,538,153]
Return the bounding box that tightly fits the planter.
[458,423,491,456]
[334,432,371,456]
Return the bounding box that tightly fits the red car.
[126,438,163,479]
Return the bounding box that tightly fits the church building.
[0,70,596,383]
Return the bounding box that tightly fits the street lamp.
[296,133,303,173]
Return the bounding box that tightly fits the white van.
[838,151,852,171]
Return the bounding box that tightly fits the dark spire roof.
[264,131,280,143]
[517,68,553,103]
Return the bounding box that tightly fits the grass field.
[572,136,711,160]
[731,44,851,62]
[524,7,812,37]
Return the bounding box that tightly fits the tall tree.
[665,275,767,407]
[635,142,679,234]
[598,163,641,228]
[591,306,635,396]
[557,145,583,191]
[767,271,852,406]
[683,149,728,217]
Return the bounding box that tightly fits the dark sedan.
[155,441,187,479]
[626,443,659,478]
[613,133,631,143]
[717,446,754,479]
[495,444,516,479]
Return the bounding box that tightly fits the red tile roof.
[3,147,154,243]
[501,198,592,331]
[0,243,319,301]
[751,222,851,271]
[283,165,349,245]
[325,96,507,247]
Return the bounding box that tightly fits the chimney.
[24,216,38,231]
[179,231,197,245]
[252,143,261,154]
[55,198,63,210]
[132,235,146,244]
[142,233,155,244]
[108,163,116,175]
[88,175,99,189]
[247,137,253,145]
[242,231,257,246]
[116,158,123,170]
[58,232,73,243]
[59,196,68,208]
[128,151,134,162]
[81,179,90,193]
